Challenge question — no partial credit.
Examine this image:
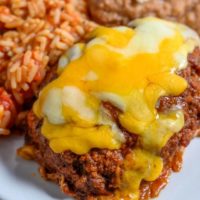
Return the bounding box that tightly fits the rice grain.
[0,0,95,133]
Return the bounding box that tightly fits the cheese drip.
[33,17,200,199]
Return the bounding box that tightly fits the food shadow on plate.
[0,135,68,200]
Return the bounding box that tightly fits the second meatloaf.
[88,0,200,34]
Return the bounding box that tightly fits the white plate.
[0,135,200,200]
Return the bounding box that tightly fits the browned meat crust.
[88,0,200,34]
[24,48,200,200]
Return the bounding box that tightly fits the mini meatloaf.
[88,0,200,34]
[21,19,200,200]
[25,48,200,200]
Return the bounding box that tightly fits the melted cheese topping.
[33,17,200,199]
[117,149,163,200]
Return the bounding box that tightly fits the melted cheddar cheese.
[33,17,200,199]
[117,149,163,200]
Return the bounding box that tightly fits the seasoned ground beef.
[88,0,200,34]
[24,48,200,200]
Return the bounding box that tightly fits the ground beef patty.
[24,48,200,200]
[88,0,200,34]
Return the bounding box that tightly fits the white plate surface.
[0,135,200,200]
